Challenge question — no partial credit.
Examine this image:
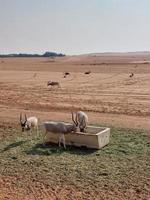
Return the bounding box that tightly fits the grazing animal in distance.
[42,120,77,149]
[129,73,134,78]
[72,111,88,132]
[47,81,60,88]
[63,72,70,78]
[84,70,91,75]
[33,73,37,78]
[20,113,38,135]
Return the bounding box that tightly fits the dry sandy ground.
[0,175,148,200]
[0,54,150,199]
[1,55,150,129]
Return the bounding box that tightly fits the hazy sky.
[0,0,150,55]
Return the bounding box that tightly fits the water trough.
[45,125,110,149]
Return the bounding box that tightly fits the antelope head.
[20,113,31,132]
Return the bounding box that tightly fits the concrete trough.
[45,125,110,149]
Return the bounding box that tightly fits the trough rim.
[75,125,110,136]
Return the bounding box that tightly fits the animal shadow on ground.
[2,140,27,152]
[25,142,97,156]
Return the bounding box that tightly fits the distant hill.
[0,51,65,58]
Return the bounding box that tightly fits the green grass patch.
[0,126,149,190]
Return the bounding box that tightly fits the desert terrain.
[0,53,150,200]
[1,53,150,129]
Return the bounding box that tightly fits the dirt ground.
[0,54,150,199]
[0,175,149,200]
[1,55,150,129]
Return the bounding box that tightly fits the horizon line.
[1,50,150,56]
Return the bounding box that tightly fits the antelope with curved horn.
[42,113,78,149]
[72,111,88,132]
[20,113,39,135]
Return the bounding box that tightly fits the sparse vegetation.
[0,126,149,199]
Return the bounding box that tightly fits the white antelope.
[72,111,88,132]
[42,113,78,148]
[20,113,38,135]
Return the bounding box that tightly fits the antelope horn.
[71,111,78,126]
[20,113,22,122]
[75,112,78,126]
[25,114,27,122]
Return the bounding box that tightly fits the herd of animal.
[20,111,88,149]
[47,70,91,89]
[24,71,91,148]
[47,71,134,89]
[27,70,134,148]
